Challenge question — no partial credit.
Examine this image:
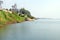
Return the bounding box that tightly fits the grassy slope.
[0,10,25,26]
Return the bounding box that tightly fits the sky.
[1,0,60,18]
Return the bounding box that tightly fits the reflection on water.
[0,19,60,40]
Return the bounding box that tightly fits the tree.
[12,4,17,9]
[11,4,18,13]
[20,8,26,14]
[20,8,31,17]
[0,0,3,10]
[0,0,3,6]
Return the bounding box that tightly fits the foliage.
[0,10,25,25]
[20,8,31,17]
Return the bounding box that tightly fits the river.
[0,19,60,40]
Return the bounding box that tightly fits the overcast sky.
[1,0,60,18]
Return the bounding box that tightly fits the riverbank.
[0,9,35,28]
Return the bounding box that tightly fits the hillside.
[0,10,25,27]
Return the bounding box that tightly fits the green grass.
[0,10,25,25]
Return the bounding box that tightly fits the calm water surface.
[1,19,60,40]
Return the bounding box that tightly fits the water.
[1,19,60,40]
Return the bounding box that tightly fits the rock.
[26,18,35,21]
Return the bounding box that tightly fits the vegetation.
[0,8,35,27]
[0,10,25,26]
[19,8,35,19]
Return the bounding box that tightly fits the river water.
[0,19,60,40]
